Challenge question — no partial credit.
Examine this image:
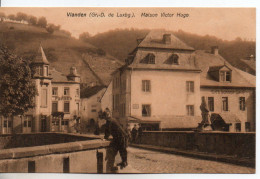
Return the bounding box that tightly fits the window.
[44,66,49,76]
[41,89,48,107]
[91,109,97,112]
[245,122,251,132]
[208,97,214,112]
[165,54,179,65]
[76,89,79,97]
[235,123,241,132]
[148,54,155,64]
[115,94,120,111]
[64,87,70,96]
[24,116,32,128]
[52,87,58,96]
[142,105,151,117]
[52,102,58,113]
[220,71,231,82]
[239,97,246,111]
[37,66,43,76]
[186,81,194,92]
[64,102,70,113]
[186,105,194,116]
[142,80,151,92]
[222,97,228,111]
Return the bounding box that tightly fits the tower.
[31,45,52,132]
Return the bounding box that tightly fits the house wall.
[80,89,106,127]
[101,83,113,112]
[200,88,255,132]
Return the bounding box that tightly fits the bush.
[46,24,55,34]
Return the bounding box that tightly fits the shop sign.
[53,96,72,101]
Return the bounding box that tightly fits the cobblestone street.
[116,147,255,174]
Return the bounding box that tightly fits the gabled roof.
[33,45,50,64]
[138,30,194,51]
[194,50,255,88]
[81,85,106,99]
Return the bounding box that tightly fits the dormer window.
[208,65,232,82]
[165,54,179,65]
[148,53,155,64]
[220,71,231,82]
[140,53,155,64]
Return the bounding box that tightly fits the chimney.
[70,67,77,76]
[163,34,171,44]
[211,46,219,55]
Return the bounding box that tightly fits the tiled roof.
[241,59,256,71]
[194,50,255,88]
[49,68,69,82]
[128,50,200,71]
[138,30,194,51]
[80,85,106,99]
[33,45,50,64]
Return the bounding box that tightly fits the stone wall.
[140,131,255,158]
[0,136,110,173]
[0,132,97,149]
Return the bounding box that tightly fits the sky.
[0,8,256,41]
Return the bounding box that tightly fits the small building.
[80,85,107,132]
[111,30,256,132]
[0,45,81,134]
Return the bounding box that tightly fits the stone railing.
[0,133,110,173]
[139,131,255,158]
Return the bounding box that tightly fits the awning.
[210,113,241,124]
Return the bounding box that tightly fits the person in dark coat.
[137,124,143,144]
[131,124,138,143]
[102,108,128,172]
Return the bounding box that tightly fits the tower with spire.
[30,45,52,132]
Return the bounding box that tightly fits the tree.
[7,14,16,20]
[28,15,37,25]
[0,46,37,117]
[37,16,47,28]
[79,32,91,42]
[16,12,28,21]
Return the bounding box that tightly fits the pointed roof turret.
[33,45,50,64]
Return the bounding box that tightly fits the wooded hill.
[0,22,122,86]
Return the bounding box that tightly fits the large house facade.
[111,31,256,132]
[0,46,81,134]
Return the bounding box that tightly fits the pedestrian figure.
[101,108,128,173]
[131,124,138,143]
[137,124,143,144]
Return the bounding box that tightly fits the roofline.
[51,81,80,84]
[126,67,201,73]
[138,46,195,51]
[200,85,255,89]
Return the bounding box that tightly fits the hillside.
[83,29,256,75]
[0,22,122,85]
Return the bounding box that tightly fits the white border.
[0,1,259,179]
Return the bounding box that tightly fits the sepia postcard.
[0,7,256,175]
